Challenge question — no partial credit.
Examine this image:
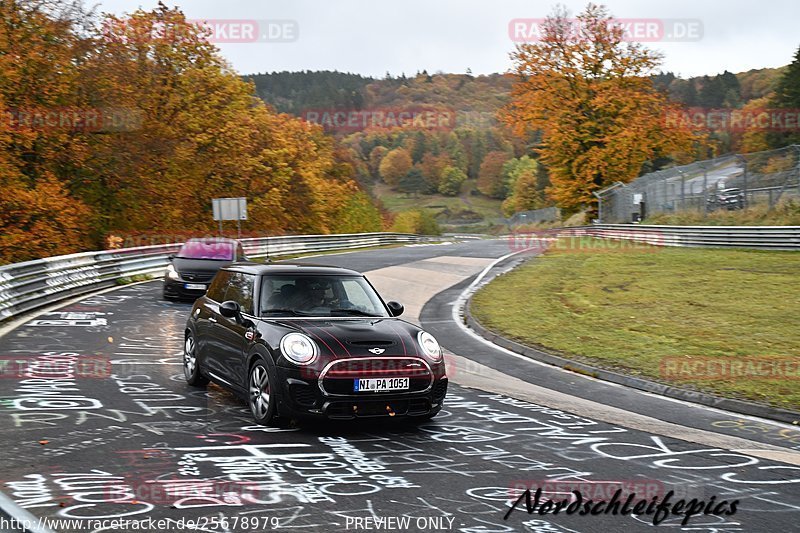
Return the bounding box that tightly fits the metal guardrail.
[0,232,422,321]
[556,224,800,250]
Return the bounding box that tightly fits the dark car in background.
[163,238,248,300]
[182,263,448,425]
[707,187,746,211]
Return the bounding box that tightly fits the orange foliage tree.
[378,148,413,187]
[503,4,698,212]
[477,150,512,198]
[0,0,94,262]
[0,2,382,264]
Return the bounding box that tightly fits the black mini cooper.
[183,263,448,425]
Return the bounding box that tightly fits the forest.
[3,0,799,264]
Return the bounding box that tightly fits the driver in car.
[290,279,329,312]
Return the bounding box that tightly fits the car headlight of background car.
[280,333,319,365]
[417,331,442,361]
[166,264,180,280]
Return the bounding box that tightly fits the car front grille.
[181,271,215,282]
[320,357,433,396]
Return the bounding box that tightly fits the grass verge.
[470,238,800,410]
[644,199,800,225]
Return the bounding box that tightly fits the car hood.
[172,257,231,273]
[263,317,423,359]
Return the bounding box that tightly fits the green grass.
[644,199,800,226]
[471,239,800,410]
[373,182,505,228]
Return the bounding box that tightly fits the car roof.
[184,237,240,244]
[222,262,363,277]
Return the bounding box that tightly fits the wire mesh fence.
[596,145,800,223]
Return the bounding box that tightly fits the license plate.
[184,283,207,291]
[354,377,409,392]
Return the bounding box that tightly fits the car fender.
[246,343,288,417]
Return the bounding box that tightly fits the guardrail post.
[742,159,749,209]
[597,193,603,223]
[680,172,686,211]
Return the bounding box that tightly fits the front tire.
[184,333,209,387]
[249,360,279,426]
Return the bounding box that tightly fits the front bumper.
[163,278,209,300]
[275,364,448,420]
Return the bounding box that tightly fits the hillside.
[244,66,788,230]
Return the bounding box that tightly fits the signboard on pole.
[212,197,247,221]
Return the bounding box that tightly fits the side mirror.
[219,300,241,319]
[386,301,404,317]
[168,254,175,261]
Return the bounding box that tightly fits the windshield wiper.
[260,309,308,316]
[330,308,381,317]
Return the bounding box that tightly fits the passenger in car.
[267,283,296,309]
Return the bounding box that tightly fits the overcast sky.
[96,0,799,78]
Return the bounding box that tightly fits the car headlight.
[166,264,180,280]
[417,331,442,361]
[280,333,319,365]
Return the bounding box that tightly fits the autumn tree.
[418,152,453,193]
[477,150,511,198]
[368,146,389,179]
[391,209,440,235]
[501,157,545,216]
[379,147,413,187]
[503,4,697,212]
[739,96,772,152]
[438,166,467,196]
[0,0,95,259]
[0,3,383,263]
[332,191,383,233]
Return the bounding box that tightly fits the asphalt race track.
[1,240,798,533]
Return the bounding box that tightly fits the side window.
[206,270,231,302]
[223,273,256,314]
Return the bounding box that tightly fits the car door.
[195,269,231,372]
[210,272,256,390]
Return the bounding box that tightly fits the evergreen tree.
[767,45,800,147]
[398,168,427,197]
[411,131,427,164]
[698,75,726,108]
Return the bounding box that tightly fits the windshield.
[259,275,389,318]
[176,240,235,261]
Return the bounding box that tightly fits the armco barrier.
[558,224,800,250]
[0,232,422,322]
